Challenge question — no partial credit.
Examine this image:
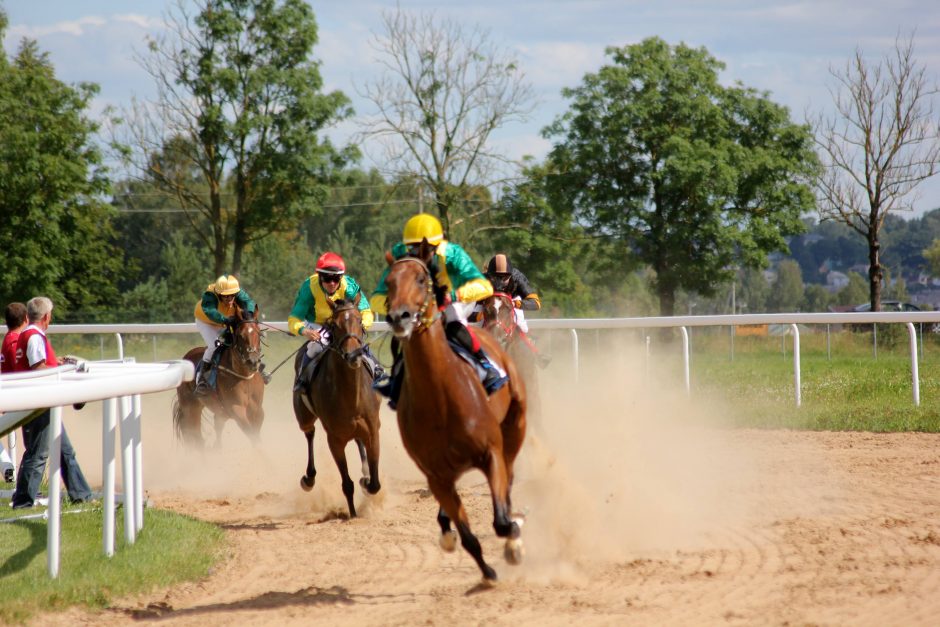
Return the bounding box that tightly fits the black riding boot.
[446,322,508,394]
[194,360,211,396]
[373,339,402,408]
[293,350,312,393]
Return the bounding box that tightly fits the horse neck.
[401,320,458,381]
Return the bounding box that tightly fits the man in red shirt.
[10,297,93,508]
[1,302,26,374]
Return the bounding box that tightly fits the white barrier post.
[133,394,144,531]
[102,397,117,557]
[116,333,124,360]
[7,430,15,477]
[908,322,920,406]
[791,323,801,407]
[119,395,136,544]
[680,326,690,395]
[569,329,579,383]
[47,406,63,578]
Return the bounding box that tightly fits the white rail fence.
[1,310,937,578]
[0,360,194,578]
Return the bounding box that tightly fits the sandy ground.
[26,346,940,626]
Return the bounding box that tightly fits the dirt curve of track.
[31,348,940,626]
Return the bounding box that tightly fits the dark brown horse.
[292,296,381,518]
[173,307,265,448]
[480,292,541,420]
[383,245,527,583]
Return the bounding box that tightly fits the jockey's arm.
[371,266,391,316]
[287,278,315,336]
[200,292,229,325]
[346,277,376,330]
[512,270,542,310]
[235,289,257,316]
[444,242,493,304]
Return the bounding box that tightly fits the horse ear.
[385,250,394,266]
[353,292,361,307]
[418,238,435,264]
[327,298,337,311]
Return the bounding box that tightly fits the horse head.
[326,295,367,368]
[481,292,517,347]
[229,307,263,372]
[384,240,437,339]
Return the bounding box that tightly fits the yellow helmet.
[214,274,241,295]
[402,213,444,245]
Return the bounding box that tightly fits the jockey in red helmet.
[288,252,384,391]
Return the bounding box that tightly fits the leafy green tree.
[767,259,804,312]
[544,37,818,316]
[801,284,832,313]
[0,18,124,319]
[122,0,355,276]
[835,271,869,307]
[738,267,771,313]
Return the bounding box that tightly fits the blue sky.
[5,1,940,213]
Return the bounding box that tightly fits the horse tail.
[172,395,184,442]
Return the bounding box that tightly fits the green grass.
[687,328,940,431]
[0,501,225,624]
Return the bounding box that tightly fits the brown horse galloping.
[292,296,381,518]
[383,245,527,583]
[173,307,265,448]
[480,292,541,420]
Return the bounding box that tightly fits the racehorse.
[173,307,265,448]
[480,292,541,420]
[292,295,381,518]
[383,243,527,583]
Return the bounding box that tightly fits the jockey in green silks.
[371,213,508,407]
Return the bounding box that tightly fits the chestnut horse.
[292,296,381,518]
[383,245,527,582]
[480,292,541,420]
[173,307,265,448]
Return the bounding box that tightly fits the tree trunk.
[658,284,676,317]
[211,187,226,277]
[868,231,882,312]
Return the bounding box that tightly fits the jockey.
[481,253,541,333]
[371,213,508,402]
[193,274,266,395]
[288,251,385,392]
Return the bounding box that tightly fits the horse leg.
[213,414,226,449]
[355,439,368,483]
[485,448,524,565]
[428,478,497,582]
[358,432,381,495]
[300,428,317,491]
[437,507,457,552]
[327,434,357,518]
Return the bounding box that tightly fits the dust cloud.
[61,330,845,584]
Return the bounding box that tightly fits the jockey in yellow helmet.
[372,214,507,406]
[193,274,267,394]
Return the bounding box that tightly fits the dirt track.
[30,353,940,626]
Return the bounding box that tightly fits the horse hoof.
[504,538,524,565]
[439,530,457,552]
[300,476,315,492]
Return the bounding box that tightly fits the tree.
[0,16,124,319]
[814,34,940,312]
[545,37,818,316]
[359,7,535,236]
[835,271,870,307]
[121,0,355,276]
[767,259,804,312]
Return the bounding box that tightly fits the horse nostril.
[401,311,411,320]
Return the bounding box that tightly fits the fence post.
[102,397,117,557]
[133,394,144,531]
[680,326,690,395]
[119,395,136,544]
[791,324,801,407]
[908,322,920,406]
[569,329,579,383]
[47,406,63,578]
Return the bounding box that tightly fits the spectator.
[1,301,26,373]
[10,296,93,509]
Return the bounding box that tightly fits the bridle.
[483,292,518,344]
[220,317,263,380]
[325,304,369,362]
[390,256,440,333]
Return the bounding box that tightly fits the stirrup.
[482,369,509,394]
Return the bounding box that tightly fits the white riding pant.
[304,322,331,358]
[514,308,529,333]
[195,319,225,363]
[443,301,474,325]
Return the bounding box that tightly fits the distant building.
[825,271,849,292]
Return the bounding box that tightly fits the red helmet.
[315,252,346,274]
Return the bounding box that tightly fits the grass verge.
[0,499,224,624]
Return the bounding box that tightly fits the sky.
[4,0,940,214]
